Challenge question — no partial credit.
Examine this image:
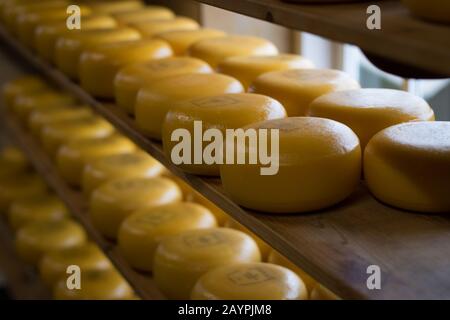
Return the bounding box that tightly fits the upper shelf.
[195,0,450,77]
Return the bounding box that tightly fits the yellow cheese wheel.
[34,15,118,61]
[153,228,261,299]
[56,134,136,186]
[190,191,229,226]
[2,75,48,109]
[118,202,217,271]
[114,57,212,114]
[135,73,244,139]
[15,219,87,265]
[191,262,308,300]
[53,268,134,300]
[8,194,69,230]
[220,117,361,213]
[251,69,360,116]
[79,39,173,98]
[219,54,315,90]
[39,242,111,285]
[0,146,29,179]
[41,116,115,157]
[310,284,340,300]
[189,35,279,69]
[308,89,435,149]
[131,16,199,37]
[112,6,174,24]
[402,0,450,24]
[155,28,226,55]
[89,177,182,239]
[225,218,271,261]
[0,173,47,213]
[89,0,143,14]
[268,249,316,294]
[162,93,286,175]
[364,121,450,213]
[82,151,165,196]
[55,27,141,79]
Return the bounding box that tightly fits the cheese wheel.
[364,121,450,213]
[118,202,217,271]
[55,27,141,79]
[56,135,136,186]
[402,0,450,24]
[153,228,261,299]
[79,39,173,98]
[53,269,134,300]
[310,284,340,300]
[89,177,182,239]
[189,35,279,69]
[308,89,435,149]
[268,249,316,294]
[162,93,286,175]
[41,116,115,157]
[39,242,111,285]
[251,69,360,116]
[136,73,244,139]
[2,75,48,108]
[114,57,212,114]
[82,151,165,196]
[191,262,308,300]
[0,174,47,213]
[112,6,174,24]
[34,15,118,61]
[15,219,87,265]
[89,0,143,14]
[220,117,361,213]
[155,28,226,55]
[131,16,199,37]
[225,218,271,260]
[8,194,69,230]
[0,146,29,179]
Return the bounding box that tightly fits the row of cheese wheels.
[1,77,338,300]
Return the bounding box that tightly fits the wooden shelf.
[194,0,450,77]
[1,24,450,300]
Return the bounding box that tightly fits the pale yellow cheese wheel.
[39,242,111,285]
[118,202,217,271]
[308,88,435,149]
[220,117,361,213]
[364,121,450,213]
[0,146,29,179]
[251,69,360,116]
[89,177,182,239]
[82,151,165,196]
[2,75,48,108]
[89,0,143,14]
[8,194,69,230]
[56,134,136,186]
[54,27,141,79]
[130,16,199,37]
[310,284,340,300]
[191,262,308,300]
[112,6,174,24]
[402,0,450,24]
[79,39,173,98]
[162,93,286,175]
[114,57,212,114]
[15,219,87,265]
[189,35,279,69]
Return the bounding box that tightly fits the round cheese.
[135,73,244,139]
[56,134,136,186]
[82,151,165,196]
[114,57,212,114]
[89,177,182,239]
[189,35,279,69]
[308,89,435,149]
[162,93,286,175]
[89,0,143,14]
[54,27,141,79]
[191,262,308,300]
[39,242,111,285]
[251,69,360,116]
[310,284,340,300]
[112,6,174,24]
[130,16,199,37]
[402,0,450,24]
[8,194,69,230]
[79,39,173,98]
[118,202,217,271]
[220,117,361,213]
[153,228,261,299]
[364,121,450,213]
[155,28,226,55]
[15,219,87,265]
[2,75,48,109]
[0,146,29,179]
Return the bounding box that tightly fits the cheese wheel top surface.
[90,0,143,14]
[56,27,142,48]
[12,91,75,119]
[2,75,48,107]
[29,107,93,135]
[112,6,174,24]
[131,16,199,37]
